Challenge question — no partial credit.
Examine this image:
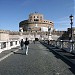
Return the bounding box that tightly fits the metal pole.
[69,14,74,52]
[69,14,73,40]
[71,19,73,40]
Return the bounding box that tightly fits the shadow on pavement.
[40,42,75,74]
[11,50,26,55]
[14,52,26,55]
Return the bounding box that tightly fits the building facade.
[19,12,54,32]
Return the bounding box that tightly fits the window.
[34,19,39,21]
[34,16,35,18]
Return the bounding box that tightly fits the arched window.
[34,16,35,18]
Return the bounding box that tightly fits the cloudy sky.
[0,0,74,31]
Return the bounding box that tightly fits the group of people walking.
[20,38,29,55]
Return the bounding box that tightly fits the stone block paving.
[40,41,75,74]
[41,41,75,65]
[0,41,75,75]
[0,46,20,58]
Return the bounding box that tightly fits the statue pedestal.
[48,34,53,40]
[19,32,23,41]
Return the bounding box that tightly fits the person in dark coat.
[24,38,29,55]
[48,40,50,45]
[20,39,24,50]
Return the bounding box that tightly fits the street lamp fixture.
[69,14,74,40]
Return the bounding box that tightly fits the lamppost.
[69,14,74,52]
[69,14,74,40]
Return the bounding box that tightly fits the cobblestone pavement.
[0,42,74,75]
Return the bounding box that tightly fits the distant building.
[19,12,54,32]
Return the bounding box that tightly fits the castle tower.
[19,12,54,32]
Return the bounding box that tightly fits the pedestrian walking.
[24,38,29,55]
[48,40,50,45]
[20,39,24,50]
[33,40,35,44]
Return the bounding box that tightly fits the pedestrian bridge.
[0,41,75,75]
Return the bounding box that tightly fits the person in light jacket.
[24,38,29,55]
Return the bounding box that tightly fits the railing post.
[55,41,57,47]
[54,41,56,47]
[0,42,2,53]
[0,42,1,49]
[52,40,54,46]
[57,41,60,48]
[73,42,74,51]
[16,40,19,45]
[60,40,63,49]
[57,41,58,46]
[13,41,16,47]
[6,40,11,50]
[69,40,73,52]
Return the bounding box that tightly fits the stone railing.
[0,40,20,53]
[45,40,75,54]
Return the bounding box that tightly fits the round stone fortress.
[19,12,54,32]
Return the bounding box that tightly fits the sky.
[0,0,74,31]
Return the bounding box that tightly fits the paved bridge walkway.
[0,41,75,75]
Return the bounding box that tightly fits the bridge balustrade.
[45,40,75,54]
[0,40,20,53]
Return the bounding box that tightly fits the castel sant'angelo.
[19,12,54,32]
[19,12,75,40]
[0,12,74,41]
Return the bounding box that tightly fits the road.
[0,41,74,75]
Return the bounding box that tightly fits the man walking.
[20,39,24,50]
[24,38,29,55]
